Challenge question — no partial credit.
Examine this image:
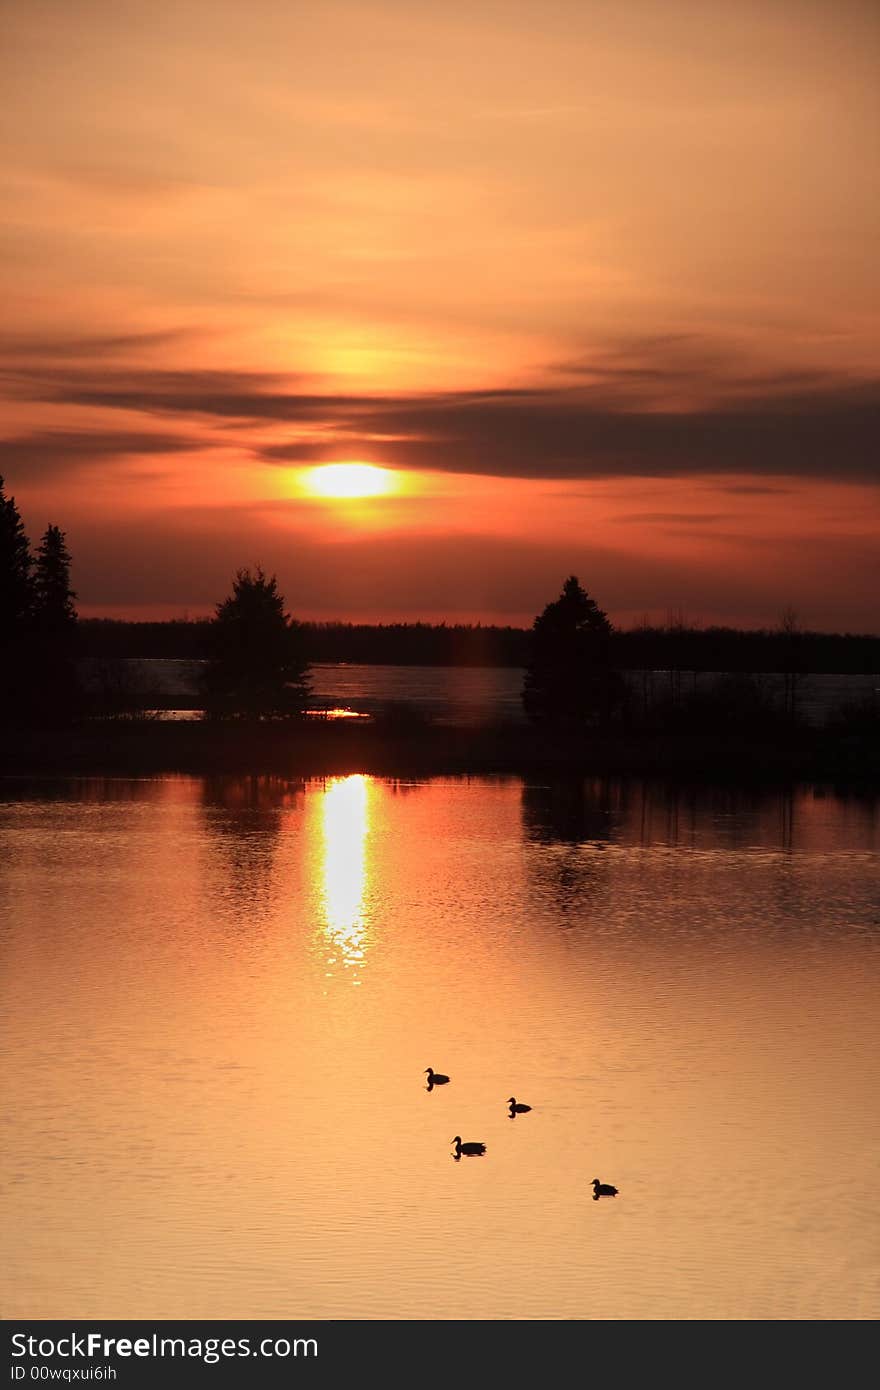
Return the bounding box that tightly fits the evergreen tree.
[522,575,622,727]
[34,524,77,633]
[0,474,34,642]
[0,484,80,725]
[203,567,311,719]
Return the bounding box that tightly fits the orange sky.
[1,0,878,628]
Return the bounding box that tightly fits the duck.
[592,1178,618,1198]
[452,1136,486,1157]
[507,1097,532,1114]
[424,1067,450,1087]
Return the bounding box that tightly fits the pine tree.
[0,474,34,642]
[522,575,622,727]
[202,567,311,719]
[34,524,77,633]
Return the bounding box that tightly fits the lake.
[2,774,878,1320]
[78,658,879,725]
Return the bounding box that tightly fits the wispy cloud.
[612,512,730,525]
[0,329,196,361]
[0,428,206,479]
[16,361,876,483]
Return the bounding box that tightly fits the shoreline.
[2,720,878,786]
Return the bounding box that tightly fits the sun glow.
[319,774,372,982]
[304,463,396,498]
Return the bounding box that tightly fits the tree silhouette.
[202,567,311,719]
[34,525,77,633]
[779,606,802,725]
[29,524,80,724]
[0,474,34,642]
[522,575,622,727]
[0,485,80,724]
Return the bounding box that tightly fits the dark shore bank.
[3,719,878,785]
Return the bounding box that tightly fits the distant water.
[77,658,878,725]
[2,774,878,1319]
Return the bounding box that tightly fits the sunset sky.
[1,0,878,628]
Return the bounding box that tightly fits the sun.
[303,463,396,499]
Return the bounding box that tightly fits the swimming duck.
[425,1068,450,1087]
[452,1136,486,1157]
[592,1178,618,1198]
[508,1097,532,1114]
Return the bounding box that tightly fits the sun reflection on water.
[319,774,372,982]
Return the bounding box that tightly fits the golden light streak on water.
[319,774,371,981]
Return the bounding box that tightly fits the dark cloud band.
[6,361,879,484]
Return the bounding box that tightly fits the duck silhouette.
[425,1067,450,1089]
[507,1097,532,1114]
[452,1136,486,1157]
[592,1178,618,1199]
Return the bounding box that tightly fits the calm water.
[80,658,879,725]
[2,775,879,1320]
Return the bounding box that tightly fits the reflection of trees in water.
[521,777,621,915]
[630,781,791,852]
[385,778,423,799]
[0,776,177,806]
[519,776,874,915]
[522,777,621,846]
[537,778,879,854]
[200,775,305,920]
[523,776,880,948]
[202,774,305,822]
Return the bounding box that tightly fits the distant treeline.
[76,618,880,673]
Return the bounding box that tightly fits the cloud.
[611,512,729,525]
[0,429,206,479]
[6,366,303,417]
[8,356,880,485]
[718,484,795,495]
[0,329,194,361]
[260,378,880,484]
